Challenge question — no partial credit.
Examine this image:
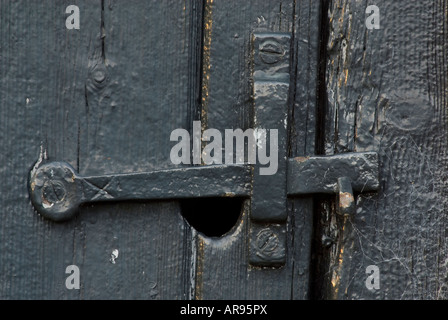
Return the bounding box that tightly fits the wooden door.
[1,0,446,300]
[0,0,320,300]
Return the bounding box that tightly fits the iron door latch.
[28,32,380,268]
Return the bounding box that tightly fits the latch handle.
[29,161,251,222]
[287,152,380,216]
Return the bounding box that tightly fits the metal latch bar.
[287,152,379,195]
[29,162,252,222]
[287,152,379,217]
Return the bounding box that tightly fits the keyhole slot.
[180,198,243,237]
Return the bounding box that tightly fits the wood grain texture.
[289,0,322,300]
[318,0,448,299]
[5,0,432,300]
[0,0,100,299]
[195,0,297,299]
[76,0,202,299]
[0,0,201,299]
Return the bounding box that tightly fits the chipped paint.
[339,191,354,209]
[195,237,205,300]
[293,156,310,163]
[110,249,119,264]
[200,0,213,135]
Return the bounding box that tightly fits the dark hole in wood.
[180,198,243,237]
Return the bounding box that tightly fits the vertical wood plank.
[321,0,448,299]
[196,0,322,299]
[196,0,293,300]
[290,0,322,300]
[0,0,99,299]
[75,0,203,299]
[0,0,203,299]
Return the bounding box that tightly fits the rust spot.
[293,156,310,163]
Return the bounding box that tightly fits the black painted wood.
[0,0,100,299]
[3,0,442,301]
[314,0,448,299]
[0,0,199,299]
[195,0,322,300]
[0,0,323,300]
[76,0,202,300]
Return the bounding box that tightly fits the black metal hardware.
[29,161,252,222]
[28,33,380,268]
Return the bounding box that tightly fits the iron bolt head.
[259,40,285,64]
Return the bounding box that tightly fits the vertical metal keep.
[249,32,291,267]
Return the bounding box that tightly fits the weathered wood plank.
[0,0,99,299]
[320,0,448,299]
[75,0,203,299]
[77,201,189,299]
[290,0,323,300]
[0,0,204,299]
[81,0,200,174]
[196,0,292,299]
[195,0,322,299]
